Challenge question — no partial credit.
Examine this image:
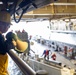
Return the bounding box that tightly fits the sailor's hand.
[5,40,15,52]
[6,32,18,41]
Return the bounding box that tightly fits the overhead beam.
[17,0,76,20]
[16,14,76,19]
[24,4,76,15]
[57,0,76,3]
[50,3,76,5]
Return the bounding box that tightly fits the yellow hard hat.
[0,11,12,25]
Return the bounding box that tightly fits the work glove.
[6,32,18,41]
[5,32,17,52]
[0,32,15,54]
[4,40,15,52]
[6,32,27,53]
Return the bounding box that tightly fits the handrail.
[8,49,36,75]
[30,49,35,54]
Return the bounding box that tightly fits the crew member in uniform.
[0,11,28,75]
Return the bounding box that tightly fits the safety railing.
[7,49,48,75]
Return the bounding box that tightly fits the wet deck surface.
[30,40,76,69]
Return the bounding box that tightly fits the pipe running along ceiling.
[0,0,76,22]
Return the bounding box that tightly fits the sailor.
[0,11,28,75]
[42,49,52,60]
[51,53,56,60]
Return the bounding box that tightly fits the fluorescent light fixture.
[65,19,70,21]
[0,2,3,4]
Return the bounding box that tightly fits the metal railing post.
[8,49,36,75]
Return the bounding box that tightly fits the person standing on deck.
[42,49,52,60]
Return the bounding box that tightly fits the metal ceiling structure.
[0,0,76,22]
[0,0,57,23]
[16,0,76,22]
